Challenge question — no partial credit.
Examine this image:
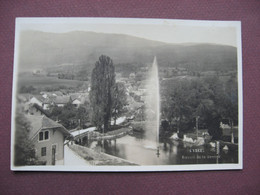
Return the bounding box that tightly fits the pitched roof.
[32,95,53,104]
[53,96,70,104]
[52,91,64,96]
[25,115,70,140]
[31,104,50,117]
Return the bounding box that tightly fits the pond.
[88,134,238,165]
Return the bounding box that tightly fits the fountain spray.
[153,56,161,158]
[144,56,160,157]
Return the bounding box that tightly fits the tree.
[112,82,127,125]
[59,101,78,129]
[196,98,222,140]
[49,105,62,121]
[90,55,116,133]
[14,112,37,166]
[49,102,78,130]
[163,81,193,133]
[77,104,89,128]
[191,77,226,140]
[19,85,36,94]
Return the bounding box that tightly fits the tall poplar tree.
[90,55,116,133]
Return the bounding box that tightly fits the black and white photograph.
[11,18,242,171]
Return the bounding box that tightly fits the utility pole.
[230,119,234,144]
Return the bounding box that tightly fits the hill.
[18,30,237,72]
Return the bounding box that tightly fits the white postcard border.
[11,17,243,172]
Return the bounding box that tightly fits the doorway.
[51,145,57,165]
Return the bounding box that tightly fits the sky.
[17,18,240,47]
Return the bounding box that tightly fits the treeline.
[19,84,83,94]
[57,70,89,81]
[161,75,238,140]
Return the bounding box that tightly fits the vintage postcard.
[11,18,242,171]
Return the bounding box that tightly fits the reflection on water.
[88,135,238,165]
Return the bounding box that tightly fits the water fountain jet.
[144,56,160,157]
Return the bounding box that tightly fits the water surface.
[89,135,238,165]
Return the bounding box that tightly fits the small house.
[26,115,71,165]
[29,95,53,110]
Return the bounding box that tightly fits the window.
[39,130,49,141]
[45,131,49,140]
[41,147,46,156]
[39,132,44,141]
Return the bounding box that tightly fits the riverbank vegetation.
[160,74,238,141]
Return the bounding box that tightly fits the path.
[64,144,90,166]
